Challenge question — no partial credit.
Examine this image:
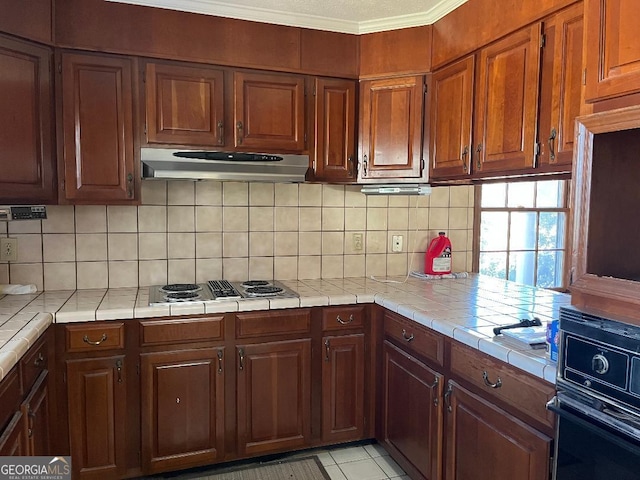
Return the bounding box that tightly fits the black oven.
[548,306,640,480]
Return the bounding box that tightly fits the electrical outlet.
[352,233,363,251]
[0,237,18,262]
[392,235,403,253]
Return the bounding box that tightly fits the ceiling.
[106,0,468,34]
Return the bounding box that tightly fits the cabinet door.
[60,52,137,203]
[474,24,542,174]
[445,381,551,480]
[359,76,425,181]
[321,333,365,443]
[145,62,225,147]
[381,341,443,480]
[585,0,640,101]
[236,338,311,456]
[141,348,224,474]
[21,370,50,456]
[313,78,357,181]
[429,56,475,179]
[233,71,305,151]
[0,412,27,456]
[0,35,56,204]
[66,356,126,480]
[538,4,584,170]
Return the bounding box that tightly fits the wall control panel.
[0,206,47,221]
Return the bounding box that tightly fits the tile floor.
[146,442,408,480]
[314,443,409,480]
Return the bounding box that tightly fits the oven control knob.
[583,379,592,387]
[592,354,610,375]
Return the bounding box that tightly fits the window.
[476,180,569,289]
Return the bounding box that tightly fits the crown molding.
[107,0,468,34]
[358,0,468,34]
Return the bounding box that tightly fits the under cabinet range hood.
[360,184,432,195]
[141,148,310,182]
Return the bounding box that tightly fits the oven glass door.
[550,399,640,480]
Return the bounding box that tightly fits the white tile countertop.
[0,274,568,383]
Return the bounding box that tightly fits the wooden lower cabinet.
[21,371,51,456]
[66,356,127,480]
[321,333,365,443]
[0,412,27,456]
[140,347,225,473]
[381,340,443,480]
[445,380,551,480]
[236,338,311,456]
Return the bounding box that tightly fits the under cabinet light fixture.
[360,184,432,195]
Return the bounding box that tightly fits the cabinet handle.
[116,359,123,383]
[126,173,133,198]
[217,121,224,145]
[444,384,453,412]
[362,154,368,177]
[336,314,354,325]
[33,352,45,368]
[430,377,440,406]
[83,333,107,345]
[401,329,414,342]
[236,121,244,145]
[217,350,223,374]
[482,370,502,389]
[28,409,35,437]
[461,145,469,173]
[238,348,245,371]
[347,155,354,177]
[548,128,557,162]
[475,144,482,170]
[324,338,330,362]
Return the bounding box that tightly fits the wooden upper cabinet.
[59,51,138,204]
[313,78,357,181]
[233,71,306,152]
[474,24,542,174]
[429,55,475,180]
[144,62,225,147]
[538,4,584,170]
[0,36,56,204]
[585,0,640,101]
[359,75,426,182]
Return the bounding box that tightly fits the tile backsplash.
[0,182,475,290]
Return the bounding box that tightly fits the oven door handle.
[547,398,640,457]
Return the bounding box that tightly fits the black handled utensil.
[493,317,542,336]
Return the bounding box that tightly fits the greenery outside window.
[476,180,569,289]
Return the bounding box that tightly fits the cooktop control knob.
[592,353,610,375]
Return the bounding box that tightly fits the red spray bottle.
[424,232,452,275]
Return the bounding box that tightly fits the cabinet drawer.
[64,322,125,353]
[139,316,224,346]
[20,336,48,393]
[449,341,555,429]
[236,309,311,338]
[384,312,444,367]
[322,306,365,331]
